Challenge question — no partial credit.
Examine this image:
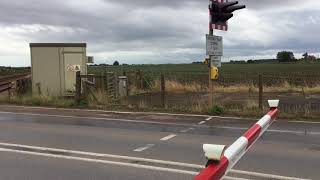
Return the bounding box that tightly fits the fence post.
[161,73,165,108]
[75,71,81,105]
[259,74,263,110]
[103,72,107,102]
[140,71,144,89]
[115,72,119,99]
[8,88,11,101]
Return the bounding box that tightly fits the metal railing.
[0,73,31,94]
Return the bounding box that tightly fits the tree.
[277,51,296,62]
[247,60,254,64]
[302,52,308,60]
[113,61,120,66]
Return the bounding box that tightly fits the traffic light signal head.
[209,0,245,27]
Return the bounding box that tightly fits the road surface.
[0,105,318,180]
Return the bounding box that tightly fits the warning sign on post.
[206,35,223,56]
[211,56,221,68]
[66,65,81,72]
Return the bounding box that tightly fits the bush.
[208,105,224,115]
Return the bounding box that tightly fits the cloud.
[0,0,319,66]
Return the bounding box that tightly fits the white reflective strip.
[256,115,272,136]
[256,115,271,129]
[223,137,248,170]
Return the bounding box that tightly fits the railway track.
[0,73,31,93]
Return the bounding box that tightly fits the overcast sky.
[0,0,320,66]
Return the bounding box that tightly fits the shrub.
[208,105,224,115]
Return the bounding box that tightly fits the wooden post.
[140,71,144,89]
[101,72,105,92]
[161,73,165,108]
[8,88,11,101]
[36,83,41,95]
[135,71,139,89]
[75,71,81,105]
[105,72,108,95]
[259,74,263,110]
[115,72,119,99]
[103,72,107,93]
[137,70,143,89]
[83,81,88,98]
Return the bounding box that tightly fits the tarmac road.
[0,105,318,180]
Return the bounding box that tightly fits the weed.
[208,105,224,115]
[3,94,75,108]
[190,100,207,113]
[137,100,148,109]
[152,80,206,93]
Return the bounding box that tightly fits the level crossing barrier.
[195,100,280,180]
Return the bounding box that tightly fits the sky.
[0,0,320,66]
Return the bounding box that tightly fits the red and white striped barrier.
[194,100,280,180]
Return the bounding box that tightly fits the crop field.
[88,63,320,86]
[89,63,320,75]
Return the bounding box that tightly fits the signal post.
[207,0,245,107]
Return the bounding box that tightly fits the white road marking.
[309,132,320,135]
[198,121,206,125]
[222,177,250,180]
[289,121,320,124]
[0,111,319,136]
[0,142,309,180]
[0,147,198,175]
[206,117,213,121]
[133,144,155,152]
[267,129,310,134]
[0,142,202,169]
[0,105,250,120]
[180,128,194,133]
[0,111,194,127]
[2,105,320,125]
[160,134,177,141]
[230,169,310,180]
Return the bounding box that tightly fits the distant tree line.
[227,51,319,64]
[277,51,319,62]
